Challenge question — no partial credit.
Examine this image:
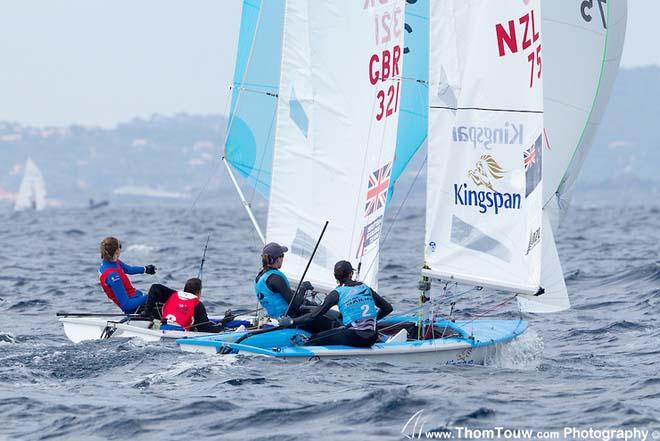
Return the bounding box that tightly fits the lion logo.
[467,154,505,192]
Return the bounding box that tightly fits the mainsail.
[226,0,425,201]
[266,0,405,291]
[424,0,544,294]
[14,158,46,211]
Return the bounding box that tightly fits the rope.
[459,295,518,327]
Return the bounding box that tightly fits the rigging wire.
[356,153,427,281]
[348,83,382,273]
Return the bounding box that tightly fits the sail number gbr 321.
[369,45,402,121]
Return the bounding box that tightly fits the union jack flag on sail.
[364,162,391,216]
[524,134,542,197]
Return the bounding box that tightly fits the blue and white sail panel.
[542,0,627,218]
[424,0,544,294]
[391,0,428,191]
[224,0,285,198]
[267,0,406,291]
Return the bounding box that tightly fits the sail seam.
[430,106,543,114]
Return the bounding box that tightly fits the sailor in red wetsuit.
[98,236,160,314]
[159,278,238,333]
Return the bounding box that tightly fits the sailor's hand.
[223,309,236,321]
[144,265,156,275]
[299,281,314,293]
[278,316,294,328]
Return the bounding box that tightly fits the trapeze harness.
[99,260,138,308]
[161,291,200,330]
[254,268,290,318]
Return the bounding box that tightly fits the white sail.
[14,158,46,211]
[542,0,628,221]
[517,211,570,312]
[424,0,544,294]
[519,1,627,313]
[267,0,405,291]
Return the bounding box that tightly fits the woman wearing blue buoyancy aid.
[281,260,393,347]
[254,242,338,333]
[254,242,309,319]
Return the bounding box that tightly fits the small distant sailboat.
[14,158,46,211]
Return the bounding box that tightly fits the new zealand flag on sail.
[524,134,542,197]
[364,162,391,216]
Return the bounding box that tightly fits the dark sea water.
[1,195,658,441]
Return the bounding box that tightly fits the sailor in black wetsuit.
[254,242,336,332]
[281,260,393,347]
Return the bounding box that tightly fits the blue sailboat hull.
[176,318,527,364]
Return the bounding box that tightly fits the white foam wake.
[486,328,544,370]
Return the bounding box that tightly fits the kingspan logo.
[454,155,521,214]
[452,121,523,150]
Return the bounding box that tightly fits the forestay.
[267,0,405,291]
[14,158,46,211]
[424,0,544,294]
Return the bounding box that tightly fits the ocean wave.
[9,299,50,311]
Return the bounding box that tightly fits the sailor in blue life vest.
[279,260,393,347]
[254,242,336,332]
[158,278,248,333]
[98,236,162,314]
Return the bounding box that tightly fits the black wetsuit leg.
[303,328,378,348]
[143,284,176,318]
[298,314,339,333]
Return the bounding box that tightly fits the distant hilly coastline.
[0,114,230,204]
[0,67,658,205]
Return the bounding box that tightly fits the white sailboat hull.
[59,316,256,343]
[59,317,209,343]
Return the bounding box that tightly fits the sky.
[0,0,656,128]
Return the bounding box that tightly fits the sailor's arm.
[107,274,131,311]
[372,290,393,320]
[119,261,146,275]
[191,303,223,333]
[292,291,339,326]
